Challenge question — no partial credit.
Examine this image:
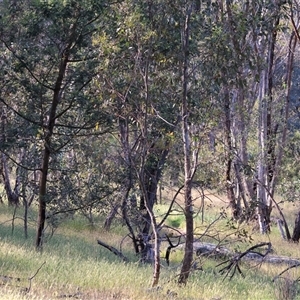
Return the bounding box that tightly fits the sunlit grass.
[1,192,300,299]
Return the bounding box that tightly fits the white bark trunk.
[257,69,270,234]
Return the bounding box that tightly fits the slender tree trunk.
[256,6,280,233]
[224,0,253,219]
[269,31,297,196]
[138,34,161,285]
[140,147,169,237]
[236,108,253,215]
[121,184,140,253]
[257,68,270,234]
[139,171,161,287]
[224,88,240,219]
[104,204,120,230]
[178,8,194,285]
[256,3,285,233]
[118,113,140,254]
[36,24,76,250]
[36,141,51,249]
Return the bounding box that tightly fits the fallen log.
[193,242,300,265]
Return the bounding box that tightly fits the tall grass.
[1,201,300,299]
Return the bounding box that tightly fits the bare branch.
[217,242,271,280]
[273,263,300,282]
[26,261,46,293]
[97,239,128,262]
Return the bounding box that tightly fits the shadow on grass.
[0,219,137,265]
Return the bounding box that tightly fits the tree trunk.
[256,57,272,233]
[178,8,194,285]
[256,0,283,234]
[140,147,169,238]
[269,30,297,196]
[0,108,19,205]
[224,88,240,219]
[1,153,19,205]
[139,172,161,287]
[223,0,254,220]
[36,147,50,249]
[118,114,140,254]
[292,211,300,242]
[121,184,139,254]
[137,29,162,286]
[36,24,77,250]
[104,204,120,230]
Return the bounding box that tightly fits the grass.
[1,190,300,299]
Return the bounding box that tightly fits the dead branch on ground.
[217,242,271,280]
[97,239,128,262]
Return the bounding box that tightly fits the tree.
[196,1,294,233]
[0,0,111,249]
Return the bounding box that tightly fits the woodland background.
[1,0,300,297]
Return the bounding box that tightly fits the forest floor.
[0,188,300,299]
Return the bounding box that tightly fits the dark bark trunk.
[36,24,77,250]
[36,148,50,249]
[292,211,300,242]
[97,239,128,262]
[140,147,169,238]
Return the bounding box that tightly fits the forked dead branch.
[217,242,272,280]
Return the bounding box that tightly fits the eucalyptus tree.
[93,0,213,286]
[234,0,294,233]
[0,0,112,249]
[196,0,295,234]
[93,0,185,286]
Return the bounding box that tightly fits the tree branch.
[97,239,128,262]
[217,242,271,280]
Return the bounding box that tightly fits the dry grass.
[1,189,300,299]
